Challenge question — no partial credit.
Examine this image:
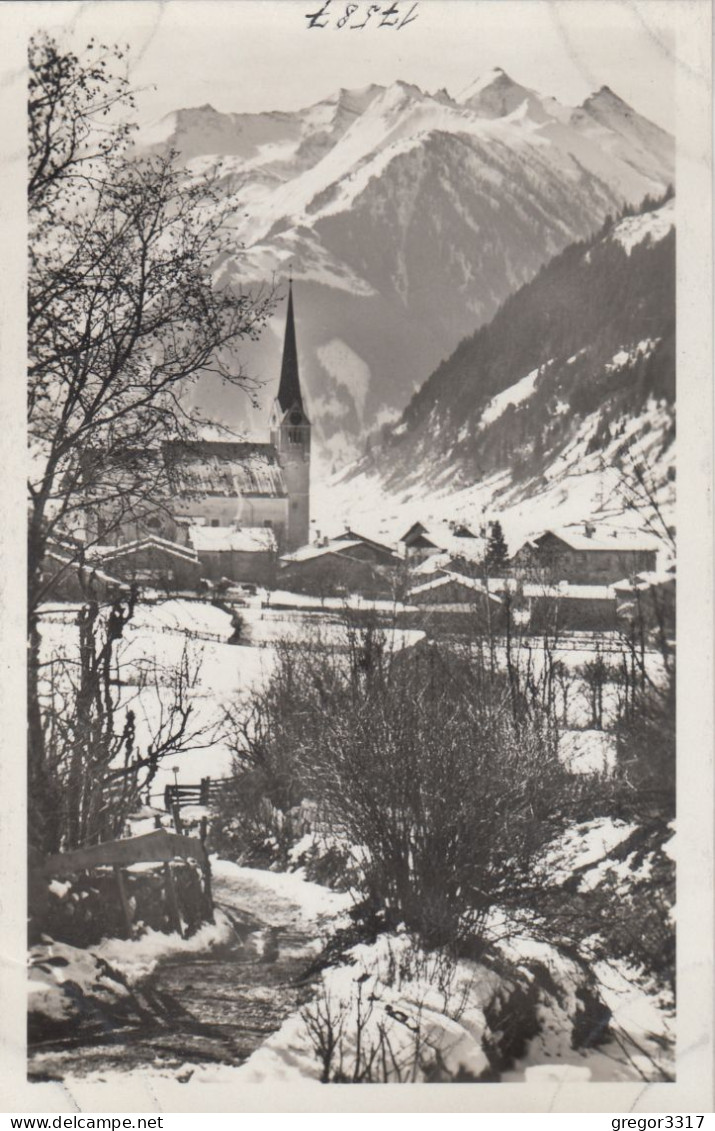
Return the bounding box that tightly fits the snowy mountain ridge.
[142,68,674,464]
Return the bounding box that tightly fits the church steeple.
[270,277,311,552]
[277,280,304,415]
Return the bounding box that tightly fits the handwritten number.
[351,3,381,28]
[305,1,419,29]
[305,0,331,27]
[378,2,399,26]
[398,2,418,28]
[337,4,359,27]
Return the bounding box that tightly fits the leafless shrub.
[221,621,578,952]
[32,597,214,853]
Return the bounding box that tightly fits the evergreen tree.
[485,520,510,574]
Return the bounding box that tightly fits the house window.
[288,428,302,443]
[210,519,219,527]
[264,519,273,528]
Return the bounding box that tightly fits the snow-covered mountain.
[142,70,674,462]
[315,196,676,553]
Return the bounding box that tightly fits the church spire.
[277,279,304,415]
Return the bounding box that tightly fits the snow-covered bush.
[221,627,579,952]
[291,931,611,1083]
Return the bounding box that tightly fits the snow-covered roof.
[43,549,128,590]
[487,578,616,601]
[400,521,433,542]
[98,536,199,564]
[334,528,396,554]
[529,527,661,553]
[612,570,675,594]
[188,525,277,553]
[410,572,502,602]
[164,440,287,498]
[280,539,364,564]
[411,551,452,576]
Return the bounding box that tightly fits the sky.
[25,0,678,132]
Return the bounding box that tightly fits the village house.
[186,523,278,585]
[38,538,129,603]
[279,533,402,598]
[93,535,203,591]
[485,577,619,632]
[510,525,659,584]
[409,572,502,610]
[402,571,504,634]
[399,522,442,562]
[333,528,397,556]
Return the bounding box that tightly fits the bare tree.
[27,34,275,852]
[28,33,275,613]
[33,595,216,854]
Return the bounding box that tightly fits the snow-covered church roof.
[164,441,287,499]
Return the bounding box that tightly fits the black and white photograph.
[1,0,712,1114]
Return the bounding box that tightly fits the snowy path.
[28,863,351,1082]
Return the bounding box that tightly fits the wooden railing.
[44,828,209,875]
[43,829,213,939]
[163,777,230,811]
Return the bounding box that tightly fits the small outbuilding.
[279,537,401,598]
[187,524,278,585]
[95,536,202,590]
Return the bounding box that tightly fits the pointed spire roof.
[277,280,304,415]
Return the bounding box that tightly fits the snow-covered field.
[38,599,276,790]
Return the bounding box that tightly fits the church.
[84,282,312,588]
[167,280,311,555]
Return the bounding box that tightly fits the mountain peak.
[584,85,627,107]
[577,85,673,145]
[457,67,517,102]
[328,83,386,115]
[432,86,454,105]
[457,68,550,121]
[392,79,426,98]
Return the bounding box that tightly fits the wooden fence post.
[171,802,183,835]
[113,865,133,939]
[198,817,214,923]
[163,862,184,938]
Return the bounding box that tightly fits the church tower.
[270,280,311,551]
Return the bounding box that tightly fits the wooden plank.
[44,829,208,877]
[163,862,184,938]
[114,865,133,939]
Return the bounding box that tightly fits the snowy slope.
[141,70,673,459]
[315,198,676,552]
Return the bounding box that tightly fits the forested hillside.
[355,194,674,510]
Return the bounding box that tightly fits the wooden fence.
[163,776,230,811]
[43,829,213,940]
